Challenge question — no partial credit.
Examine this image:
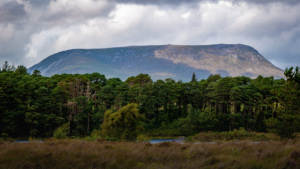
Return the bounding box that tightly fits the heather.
[1,139,300,169]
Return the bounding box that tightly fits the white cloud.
[1,0,300,69]
[182,11,191,19]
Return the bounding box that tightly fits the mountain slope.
[28,44,284,81]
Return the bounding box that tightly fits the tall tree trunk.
[218,102,223,115]
[248,106,252,131]
[87,112,90,133]
[243,104,246,127]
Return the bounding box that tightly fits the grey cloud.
[44,1,116,26]
[0,1,27,23]
[112,0,300,6]
[24,0,52,6]
[112,0,202,5]
[235,0,300,5]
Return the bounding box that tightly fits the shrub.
[84,134,100,141]
[101,103,144,141]
[53,123,69,139]
[0,133,14,142]
[254,134,270,141]
[137,135,151,142]
[105,136,118,141]
[29,129,39,137]
[1,133,8,141]
[192,128,260,142]
[91,129,101,137]
[29,137,38,142]
[6,137,15,142]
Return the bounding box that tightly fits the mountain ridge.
[28,44,284,81]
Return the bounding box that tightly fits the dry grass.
[0,139,300,169]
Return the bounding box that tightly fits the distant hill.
[28,44,284,81]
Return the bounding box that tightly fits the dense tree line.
[0,61,299,138]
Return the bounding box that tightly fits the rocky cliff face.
[28,44,284,81]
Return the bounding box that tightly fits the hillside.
[28,44,284,81]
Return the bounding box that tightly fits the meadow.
[1,139,300,169]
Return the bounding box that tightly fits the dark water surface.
[15,140,43,143]
[149,139,185,144]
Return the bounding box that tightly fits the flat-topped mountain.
[28,44,284,81]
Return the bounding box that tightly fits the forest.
[0,61,300,139]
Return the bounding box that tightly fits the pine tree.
[266,67,300,138]
[191,72,197,82]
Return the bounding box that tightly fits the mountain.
[28,44,284,81]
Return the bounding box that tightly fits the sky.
[0,0,300,70]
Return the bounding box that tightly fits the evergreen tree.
[266,67,300,138]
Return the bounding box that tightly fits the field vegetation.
[1,139,300,169]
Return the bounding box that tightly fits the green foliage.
[177,106,218,134]
[192,128,260,142]
[6,137,15,142]
[125,73,152,86]
[266,67,300,138]
[1,133,8,140]
[191,72,197,82]
[83,129,102,141]
[137,134,151,142]
[29,129,39,137]
[0,133,15,142]
[83,135,100,141]
[105,136,118,141]
[91,129,101,137]
[0,60,298,140]
[101,103,144,141]
[53,123,69,139]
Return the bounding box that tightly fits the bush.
[254,134,270,141]
[83,130,102,141]
[137,135,151,142]
[101,103,144,141]
[84,135,100,141]
[6,137,15,142]
[1,133,8,141]
[91,129,101,137]
[105,136,118,141]
[53,123,69,139]
[192,128,260,142]
[29,129,39,137]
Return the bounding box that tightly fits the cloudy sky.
[0,0,299,69]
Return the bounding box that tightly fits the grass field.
[1,138,300,169]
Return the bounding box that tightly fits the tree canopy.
[0,61,299,139]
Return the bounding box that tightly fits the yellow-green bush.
[137,135,151,142]
[53,123,69,139]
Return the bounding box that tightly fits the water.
[15,140,43,143]
[149,140,262,144]
[13,139,261,144]
[149,139,185,144]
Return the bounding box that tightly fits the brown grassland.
[1,139,300,169]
